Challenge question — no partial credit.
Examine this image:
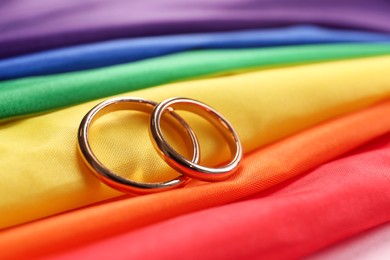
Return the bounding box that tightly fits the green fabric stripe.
[1,43,390,120]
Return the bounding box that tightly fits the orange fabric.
[2,100,390,259]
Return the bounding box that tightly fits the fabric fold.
[310,221,390,259]
[1,26,390,80]
[40,132,390,260]
[1,0,390,58]
[2,44,390,120]
[1,56,390,230]
[2,98,390,260]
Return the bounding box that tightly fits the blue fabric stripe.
[1,25,390,80]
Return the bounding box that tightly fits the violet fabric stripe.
[0,0,389,58]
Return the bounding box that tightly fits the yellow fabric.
[1,55,390,229]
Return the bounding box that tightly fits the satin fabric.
[311,222,390,259]
[2,99,390,260]
[1,56,390,229]
[2,43,390,120]
[39,132,390,260]
[1,26,390,80]
[1,0,390,58]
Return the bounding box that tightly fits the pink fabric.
[44,132,390,259]
[310,221,390,259]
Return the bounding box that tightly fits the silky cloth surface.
[2,43,390,120]
[2,26,390,80]
[2,99,390,260]
[39,132,390,260]
[1,56,390,230]
[1,0,390,58]
[311,222,390,259]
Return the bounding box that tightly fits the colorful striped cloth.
[1,0,390,58]
[1,25,390,80]
[1,55,390,226]
[41,131,390,259]
[2,44,390,120]
[1,0,390,259]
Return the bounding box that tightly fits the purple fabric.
[1,0,389,58]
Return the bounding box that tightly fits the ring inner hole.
[162,110,230,167]
[88,109,189,183]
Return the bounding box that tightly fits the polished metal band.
[77,97,199,194]
[150,97,242,182]
[78,96,242,193]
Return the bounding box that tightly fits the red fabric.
[44,133,390,259]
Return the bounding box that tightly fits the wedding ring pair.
[77,97,243,194]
